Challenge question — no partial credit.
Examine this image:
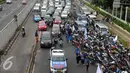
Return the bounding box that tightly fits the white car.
[49,49,68,73]
[6,0,12,4]
[33,5,40,12]
[61,11,68,18]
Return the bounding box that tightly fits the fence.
[0,0,36,50]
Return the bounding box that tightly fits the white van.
[6,0,12,4]
[95,22,108,36]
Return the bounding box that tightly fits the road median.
[25,42,38,73]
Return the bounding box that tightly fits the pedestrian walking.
[75,46,79,56]
[85,58,89,72]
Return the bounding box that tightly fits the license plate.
[57,70,62,72]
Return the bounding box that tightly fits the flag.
[72,26,75,32]
[113,35,118,43]
[84,29,88,40]
[96,64,103,73]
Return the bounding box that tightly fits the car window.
[54,12,59,16]
[62,12,67,15]
[42,34,50,40]
[52,56,65,61]
[39,21,46,25]
[35,15,40,18]
[101,28,107,31]
[55,17,61,20]
[53,26,60,31]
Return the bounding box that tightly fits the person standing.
[35,30,38,43]
[76,53,81,65]
[85,58,89,72]
[80,52,85,65]
[75,46,79,56]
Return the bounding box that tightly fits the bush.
[0,0,4,4]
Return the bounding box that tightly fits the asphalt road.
[34,36,97,73]
[0,0,31,30]
[0,11,37,73]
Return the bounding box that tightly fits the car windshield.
[35,15,40,18]
[52,55,65,61]
[101,28,107,31]
[39,21,45,25]
[44,15,50,19]
[54,12,59,16]
[62,12,67,15]
[79,17,87,21]
[42,34,50,40]
[53,26,60,32]
[55,17,61,20]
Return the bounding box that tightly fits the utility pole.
[120,5,123,19]
[125,7,128,22]
[116,8,118,17]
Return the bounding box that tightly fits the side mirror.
[48,58,50,60]
[66,58,68,60]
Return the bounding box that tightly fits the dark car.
[40,31,52,48]
[0,5,3,11]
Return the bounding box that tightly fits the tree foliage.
[92,0,114,9]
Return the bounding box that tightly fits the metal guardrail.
[0,0,36,50]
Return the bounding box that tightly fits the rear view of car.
[38,20,47,31]
[33,14,41,22]
[53,16,62,24]
[40,31,52,48]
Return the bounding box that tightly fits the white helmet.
[22,26,24,29]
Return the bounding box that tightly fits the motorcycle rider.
[22,26,25,37]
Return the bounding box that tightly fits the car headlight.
[41,42,44,44]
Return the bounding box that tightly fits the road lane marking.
[2,14,6,17]
[0,4,22,22]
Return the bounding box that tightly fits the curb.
[25,42,38,73]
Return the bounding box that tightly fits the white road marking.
[2,14,6,17]
[0,4,22,22]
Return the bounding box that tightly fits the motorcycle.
[22,30,25,37]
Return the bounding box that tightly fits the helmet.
[22,26,24,28]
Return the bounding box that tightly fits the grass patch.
[109,29,127,47]
[0,0,4,4]
[16,24,23,31]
